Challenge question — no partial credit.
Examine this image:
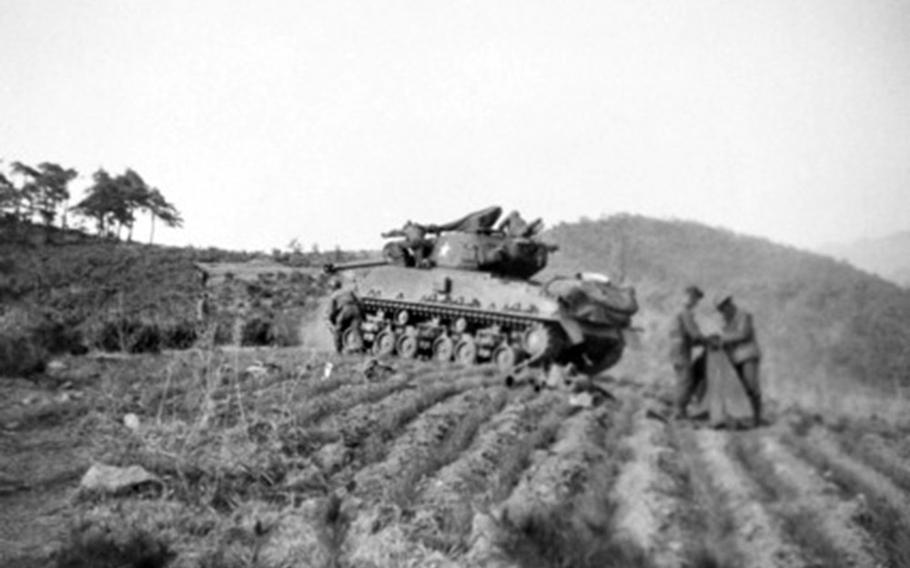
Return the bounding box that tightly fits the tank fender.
[557,313,585,345]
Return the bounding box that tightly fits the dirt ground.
[2,348,909,567]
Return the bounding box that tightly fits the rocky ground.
[1,348,909,567]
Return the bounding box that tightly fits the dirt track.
[1,350,909,567]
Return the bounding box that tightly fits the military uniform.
[720,307,762,426]
[326,288,363,353]
[382,222,432,266]
[669,307,705,416]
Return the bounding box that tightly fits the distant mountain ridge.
[819,231,910,287]
[542,215,910,411]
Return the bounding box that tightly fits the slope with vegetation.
[0,227,239,372]
[0,221,364,375]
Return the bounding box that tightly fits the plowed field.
[2,348,909,567]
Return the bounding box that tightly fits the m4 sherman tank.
[325,206,638,376]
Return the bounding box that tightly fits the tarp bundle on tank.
[546,276,638,326]
[433,206,503,234]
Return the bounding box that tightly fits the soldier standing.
[669,285,707,419]
[713,293,763,427]
[326,279,363,353]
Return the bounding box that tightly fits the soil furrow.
[784,428,910,566]
[293,369,499,428]
[754,434,882,567]
[471,397,650,568]
[610,408,683,568]
[499,407,609,526]
[293,375,416,426]
[839,432,910,494]
[802,429,910,519]
[405,389,554,552]
[694,429,805,568]
[668,425,740,567]
[341,386,507,567]
[319,374,496,455]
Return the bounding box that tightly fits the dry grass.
[489,401,571,503]
[490,398,646,568]
[335,378,492,473]
[385,388,509,511]
[495,462,653,568]
[369,380,478,441]
[783,429,910,568]
[821,421,910,495]
[666,428,739,568]
[726,435,846,568]
[33,349,382,566]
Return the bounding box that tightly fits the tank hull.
[340,266,630,376]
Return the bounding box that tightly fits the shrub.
[270,309,304,347]
[162,319,198,350]
[0,332,47,377]
[130,322,162,353]
[94,318,162,353]
[55,526,173,568]
[241,317,273,346]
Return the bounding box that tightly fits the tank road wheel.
[372,329,397,356]
[492,344,518,371]
[396,333,419,359]
[454,336,477,365]
[433,336,455,362]
[342,328,364,353]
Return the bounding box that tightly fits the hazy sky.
[3,0,909,251]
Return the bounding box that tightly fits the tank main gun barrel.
[323,259,390,274]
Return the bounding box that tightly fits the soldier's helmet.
[330,278,343,290]
[685,285,704,300]
[713,292,733,309]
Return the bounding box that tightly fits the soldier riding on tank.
[381,220,435,267]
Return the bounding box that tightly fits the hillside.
[0,222,337,372]
[544,215,910,414]
[820,231,910,287]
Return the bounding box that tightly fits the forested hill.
[543,215,910,412]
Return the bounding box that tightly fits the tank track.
[343,297,564,369]
[362,297,553,328]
